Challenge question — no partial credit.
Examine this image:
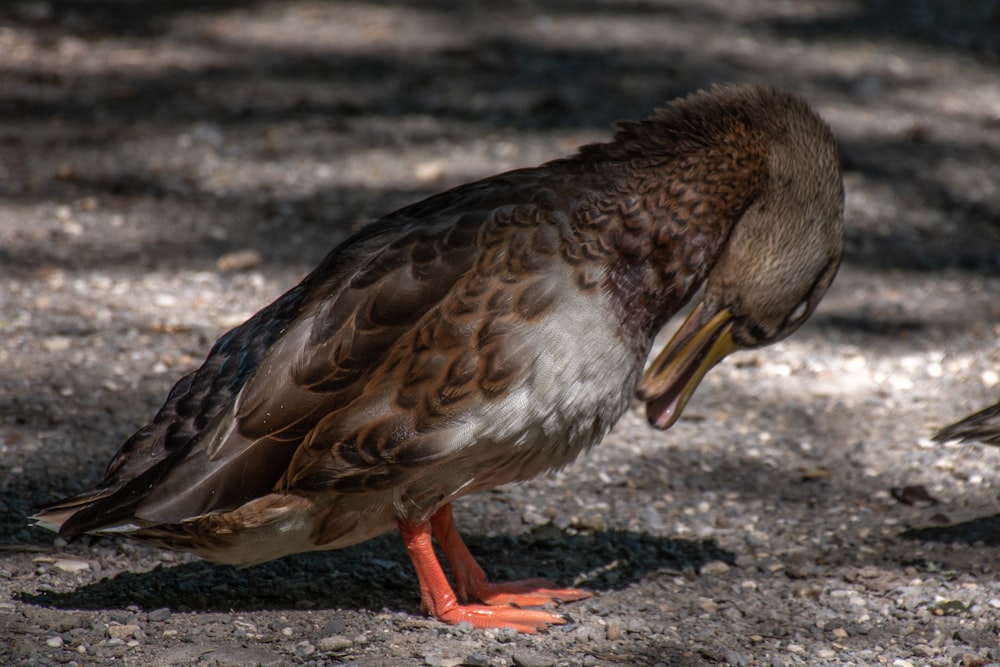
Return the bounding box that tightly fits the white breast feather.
[469,276,644,484]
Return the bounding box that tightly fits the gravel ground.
[3,1,1000,666]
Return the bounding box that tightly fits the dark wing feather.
[934,400,1000,446]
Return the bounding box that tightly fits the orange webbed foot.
[428,505,592,607]
[465,577,592,607]
[434,601,571,634]
[399,505,589,633]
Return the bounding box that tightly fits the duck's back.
[37,160,659,554]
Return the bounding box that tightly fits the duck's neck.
[588,149,765,351]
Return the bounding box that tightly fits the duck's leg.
[398,514,570,633]
[429,504,592,607]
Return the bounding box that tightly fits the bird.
[935,399,1000,446]
[34,84,844,633]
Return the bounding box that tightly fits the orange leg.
[429,504,592,607]
[397,505,586,633]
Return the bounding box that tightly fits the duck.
[935,400,1000,446]
[34,84,844,633]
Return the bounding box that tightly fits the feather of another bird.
[934,400,1000,446]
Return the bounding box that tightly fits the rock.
[626,618,650,633]
[52,558,90,574]
[106,624,140,640]
[293,640,315,657]
[696,597,718,614]
[216,249,263,273]
[512,651,556,667]
[154,646,288,666]
[700,560,731,576]
[724,651,749,666]
[464,652,490,666]
[43,336,71,353]
[415,161,444,182]
[317,635,353,651]
[322,618,347,635]
[45,636,64,648]
[641,505,664,532]
[147,608,171,622]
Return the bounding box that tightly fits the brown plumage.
[35,84,844,632]
[935,400,1000,446]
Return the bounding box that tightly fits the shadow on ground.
[902,513,1000,547]
[19,528,733,614]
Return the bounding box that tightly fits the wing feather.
[44,168,565,535]
[935,400,1000,446]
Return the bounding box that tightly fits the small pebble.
[147,608,171,622]
[700,560,731,576]
[293,640,315,657]
[696,597,718,614]
[415,161,445,182]
[724,650,749,666]
[46,636,64,648]
[452,621,473,635]
[52,558,90,573]
[512,651,557,667]
[317,635,353,651]
[43,336,71,353]
[106,624,140,640]
[323,618,347,635]
[495,628,518,643]
[464,652,490,667]
[217,249,263,273]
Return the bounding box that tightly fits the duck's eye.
[788,299,809,325]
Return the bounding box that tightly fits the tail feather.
[32,487,129,535]
[934,400,1000,446]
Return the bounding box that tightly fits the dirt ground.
[2,1,1000,666]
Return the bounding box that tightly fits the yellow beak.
[636,303,742,429]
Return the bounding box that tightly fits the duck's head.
[637,90,844,429]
